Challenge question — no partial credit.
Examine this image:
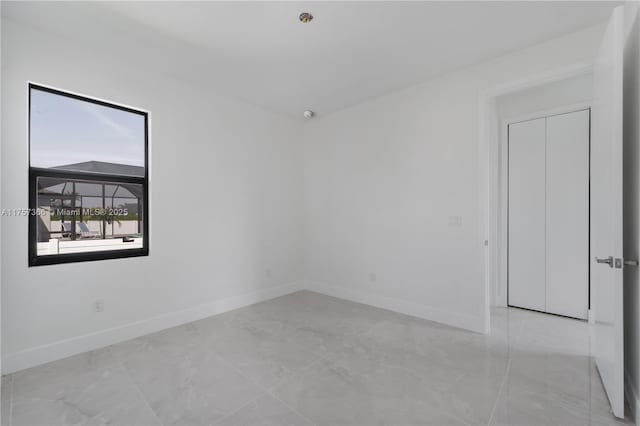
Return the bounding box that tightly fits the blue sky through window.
[30,88,145,170]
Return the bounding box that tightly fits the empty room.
[3,1,640,425]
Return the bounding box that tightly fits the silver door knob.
[595,256,614,267]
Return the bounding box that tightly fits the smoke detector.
[303,110,314,119]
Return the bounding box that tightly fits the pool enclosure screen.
[28,84,149,266]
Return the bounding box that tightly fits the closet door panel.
[546,110,590,319]
[508,118,547,312]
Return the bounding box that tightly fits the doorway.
[481,9,627,415]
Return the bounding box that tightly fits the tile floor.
[0,291,633,426]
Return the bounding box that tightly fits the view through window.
[29,84,148,266]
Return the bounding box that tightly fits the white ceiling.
[3,1,618,118]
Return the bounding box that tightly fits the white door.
[508,118,546,312]
[508,112,590,319]
[591,6,625,419]
[546,110,590,320]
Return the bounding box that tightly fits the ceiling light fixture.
[303,110,315,119]
[299,12,313,23]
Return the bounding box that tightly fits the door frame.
[477,61,594,334]
[501,103,592,316]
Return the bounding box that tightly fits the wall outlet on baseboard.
[94,300,104,313]
[368,272,377,283]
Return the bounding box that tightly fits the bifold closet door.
[546,110,589,319]
[508,118,546,312]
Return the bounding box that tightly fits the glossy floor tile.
[1,291,633,425]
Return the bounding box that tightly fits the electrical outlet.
[265,268,272,278]
[369,272,377,283]
[94,299,104,313]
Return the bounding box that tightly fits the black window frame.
[28,83,149,267]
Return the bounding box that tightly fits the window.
[28,84,149,266]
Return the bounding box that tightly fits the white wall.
[303,24,604,333]
[1,19,304,373]
[496,73,593,119]
[623,2,640,420]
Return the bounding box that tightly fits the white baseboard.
[304,281,485,334]
[2,281,303,374]
[626,369,640,425]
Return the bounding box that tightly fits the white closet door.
[508,118,546,312]
[546,110,589,319]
